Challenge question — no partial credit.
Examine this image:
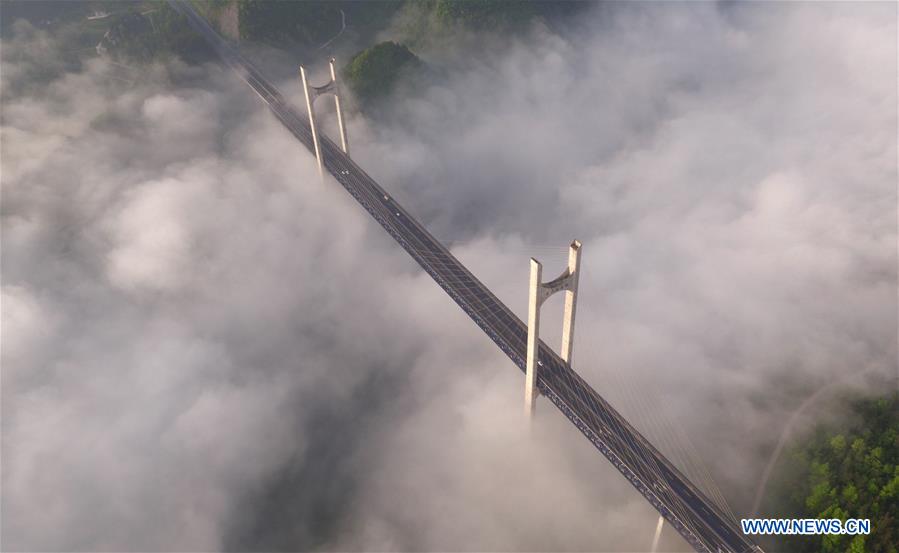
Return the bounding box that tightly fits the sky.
[1,2,896,552]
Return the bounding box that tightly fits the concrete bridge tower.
[299,58,350,178]
[525,240,582,417]
[525,241,668,552]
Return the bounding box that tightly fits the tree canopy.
[769,393,899,552]
[343,41,422,106]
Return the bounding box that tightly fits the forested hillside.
[768,393,899,553]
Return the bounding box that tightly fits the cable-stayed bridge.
[168,3,761,551]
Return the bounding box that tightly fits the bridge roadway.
[169,3,761,552]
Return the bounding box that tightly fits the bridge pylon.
[299,58,350,179]
[525,240,582,418]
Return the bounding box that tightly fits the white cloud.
[1,2,895,552]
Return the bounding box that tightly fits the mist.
[2,2,896,552]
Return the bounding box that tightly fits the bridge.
[168,3,762,552]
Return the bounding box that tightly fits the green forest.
[0,0,586,109]
[768,393,899,552]
[343,41,421,106]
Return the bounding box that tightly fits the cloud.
[2,2,895,552]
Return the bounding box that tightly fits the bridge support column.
[525,240,582,418]
[329,58,350,156]
[299,58,350,180]
[525,258,543,417]
[300,66,324,179]
[560,238,582,364]
[650,515,665,552]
